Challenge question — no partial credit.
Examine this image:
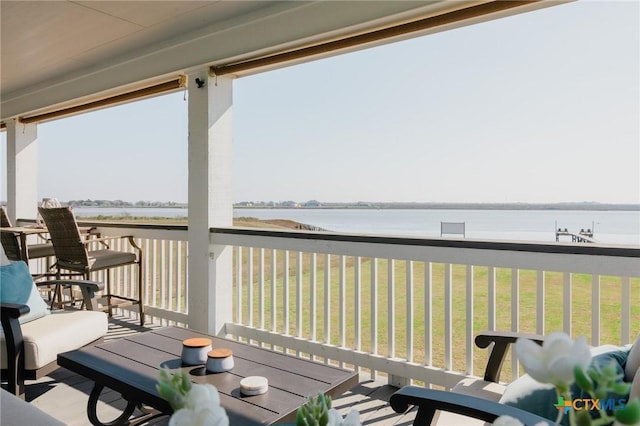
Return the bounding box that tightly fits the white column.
[6,119,38,222]
[187,70,233,335]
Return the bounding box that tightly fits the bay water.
[74,207,639,246]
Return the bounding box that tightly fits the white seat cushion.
[1,309,107,370]
[452,377,506,402]
[431,379,507,426]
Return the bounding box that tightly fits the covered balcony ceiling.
[1,0,559,122]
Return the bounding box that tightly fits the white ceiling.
[1,1,560,122]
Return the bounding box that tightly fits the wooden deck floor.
[7,314,417,425]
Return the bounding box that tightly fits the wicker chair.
[38,207,145,325]
[0,206,55,265]
[1,261,108,397]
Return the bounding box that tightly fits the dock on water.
[555,227,597,243]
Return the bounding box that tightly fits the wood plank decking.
[5,314,417,425]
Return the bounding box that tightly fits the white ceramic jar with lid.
[181,338,212,365]
[206,348,234,373]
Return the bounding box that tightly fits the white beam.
[187,71,233,334]
[6,119,38,222]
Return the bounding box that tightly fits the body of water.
[73,207,640,246]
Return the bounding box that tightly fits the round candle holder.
[240,376,269,396]
[181,338,212,365]
[206,348,234,373]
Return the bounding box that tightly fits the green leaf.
[614,398,640,425]
[612,382,631,395]
[574,366,594,392]
[574,410,592,426]
[595,388,608,400]
[296,393,330,426]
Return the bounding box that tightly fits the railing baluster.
[311,253,317,342]
[511,268,519,332]
[248,247,254,328]
[536,270,545,335]
[591,275,600,345]
[168,240,174,313]
[283,250,290,335]
[371,258,378,379]
[425,261,432,368]
[152,240,158,311]
[297,251,303,339]
[144,239,151,307]
[324,253,331,361]
[621,277,631,344]
[406,260,414,364]
[178,241,184,313]
[466,265,473,374]
[160,240,166,310]
[259,248,265,330]
[183,241,188,324]
[271,249,277,335]
[127,239,134,303]
[115,239,123,300]
[388,259,395,358]
[488,266,496,331]
[339,255,346,368]
[176,241,183,315]
[355,257,362,349]
[563,272,572,336]
[236,246,243,324]
[511,268,520,381]
[444,263,452,371]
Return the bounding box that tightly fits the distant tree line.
[66,199,187,208]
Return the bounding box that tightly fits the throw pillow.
[0,261,50,324]
[500,349,630,426]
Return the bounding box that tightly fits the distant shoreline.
[235,203,640,211]
[62,202,640,211]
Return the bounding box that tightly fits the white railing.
[215,227,640,388]
[25,221,190,326]
[21,220,640,389]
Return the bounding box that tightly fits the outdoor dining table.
[57,326,359,425]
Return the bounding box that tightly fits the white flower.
[169,405,229,426]
[515,332,591,390]
[493,415,524,426]
[492,416,548,426]
[183,383,221,409]
[168,383,228,426]
[342,409,362,426]
[327,408,362,426]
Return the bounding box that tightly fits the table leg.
[87,382,165,426]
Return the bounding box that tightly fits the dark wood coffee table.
[58,326,358,425]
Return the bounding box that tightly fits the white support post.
[6,119,38,222]
[187,71,233,335]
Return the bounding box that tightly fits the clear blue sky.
[2,0,638,204]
